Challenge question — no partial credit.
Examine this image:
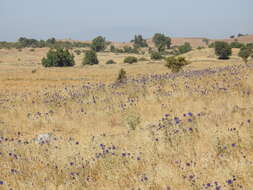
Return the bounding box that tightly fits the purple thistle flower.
[188,112,193,116]
[226,179,233,185]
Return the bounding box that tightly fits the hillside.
[0,39,253,190]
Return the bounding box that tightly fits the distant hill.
[147,34,253,48]
[59,34,253,49]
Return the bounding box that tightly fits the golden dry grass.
[0,47,253,190]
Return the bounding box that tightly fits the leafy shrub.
[124,56,138,64]
[172,43,192,55]
[214,41,232,59]
[132,35,148,48]
[91,36,106,52]
[150,51,163,60]
[42,48,75,67]
[106,59,116,64]
[165,56,189,73]
[178,42,192,54]
[82,50,99,65]
[117,68,127,83]
[238,47,252,63]
[230,42,245,49]
[152,33,171,52]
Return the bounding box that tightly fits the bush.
[117,68,127,83]
[230,42,245,49]
[150,51,163,60]
[106,59,116,64]
[91,36,106,52]
[172,43,192,55]
[214,41,232,59]
[82,50,99,65]
[152,33,171,52]
[42,48,75,67]
[124,56,138,64]
[165,56,189,73]
[238,47,252,63]
[178,42,192,54]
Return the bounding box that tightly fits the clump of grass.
[117,68,127,83]
[126,113,141,130]
[106,59,116,64]
[124,56,138,64]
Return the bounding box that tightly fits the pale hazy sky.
[0,0,252,42]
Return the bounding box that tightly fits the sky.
[0,0,252,42]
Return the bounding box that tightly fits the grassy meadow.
[0,47,253,190]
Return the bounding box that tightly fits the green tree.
[238,47,252,63]
[18,37,39,48]
[42,48,75,67]
[91,36,106,52]
[132,35,148,48]
[214,41,232,59]
[110,45,116,52]
[165,56,189,73]
[83,50,99,65]
[152,33,171,52]
[202,38,209,46]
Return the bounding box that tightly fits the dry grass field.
[0,47,253,190]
